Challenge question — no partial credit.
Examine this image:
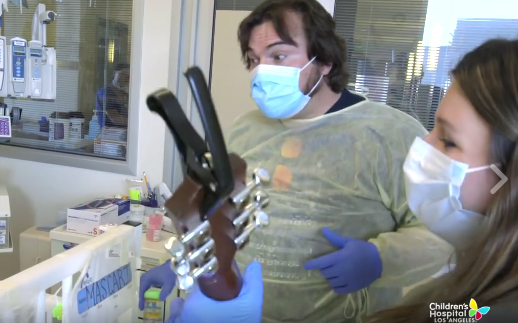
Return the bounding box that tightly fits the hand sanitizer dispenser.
[87,110,101,139]
[0,185,13,253]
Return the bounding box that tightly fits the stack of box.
[67,197,130,236]
[94,127,127,158]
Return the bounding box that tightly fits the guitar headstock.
[146,66,271,300]
[164,157,270,300]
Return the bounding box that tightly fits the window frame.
[162,0,215,190]
[0,0,144,176]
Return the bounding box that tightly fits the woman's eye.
[440,138,456,148]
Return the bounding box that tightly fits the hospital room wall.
[210,10,256,136]
[0,1,171,279]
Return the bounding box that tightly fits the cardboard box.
[67,198,130,236]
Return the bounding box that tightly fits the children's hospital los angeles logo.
[430,299,490,322]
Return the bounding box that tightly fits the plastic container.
[126,179,147,202]
[146,211,164,242]
[142,289,164,323]
[130,204,146,231]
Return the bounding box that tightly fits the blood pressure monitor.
[0,116,11,138]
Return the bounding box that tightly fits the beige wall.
[210,10,255,136]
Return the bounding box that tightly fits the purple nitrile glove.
[304,227,382,294]
[139,259,177,310]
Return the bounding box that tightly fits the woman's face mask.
[403,137,493,250]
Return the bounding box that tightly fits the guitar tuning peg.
[203,152,213,169]
[165,237,195,290]
[175,259,191,276]
[232,191,270,228]
[253,191,270,208]
[253,168,271,183]
[165,237,185,258]
[232,168,271,205]
[254,210,269,227]
[177,271,194,290]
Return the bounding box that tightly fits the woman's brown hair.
[366,38,518,322]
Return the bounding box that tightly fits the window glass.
[0,0,133,160]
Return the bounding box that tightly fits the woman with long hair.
[366,38,518,322]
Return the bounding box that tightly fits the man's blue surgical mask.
[250,57,323,119]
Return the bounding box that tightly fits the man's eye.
[273,54,286,61]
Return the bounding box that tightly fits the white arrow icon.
[490,164,508,194]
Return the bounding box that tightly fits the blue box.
[112,198,130,216]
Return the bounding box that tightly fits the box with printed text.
[66,197,130,236]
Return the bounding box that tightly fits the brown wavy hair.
[366,38,518,323]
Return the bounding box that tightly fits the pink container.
[146,212,164,242]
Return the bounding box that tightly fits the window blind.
[216,0,517,131]
[336,0,518,130]
[216,0,263,10]
[1,0,133,160]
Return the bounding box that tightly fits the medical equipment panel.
[0,4,57,100]
[27,40,56,100]
[0,185,13,253]
[8,37,27,97]
[27,40,42,97]
[0,115,11,138]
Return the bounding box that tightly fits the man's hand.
[304,227,382,294]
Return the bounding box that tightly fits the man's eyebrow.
[437,117,457,132]
[246,40,297,54]
[266,41,295,49]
